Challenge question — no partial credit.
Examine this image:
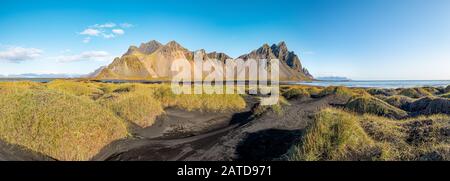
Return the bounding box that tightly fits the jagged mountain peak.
[277,41,287,48]
[123,40,163,56]
[207,51,231,62]
[124,45,139,55]
[143,40,162,45]
[261,43,271,50]
[157,40,188,53]
[166,40,183,48]
[138,40,162,54]
[271,41,288,54]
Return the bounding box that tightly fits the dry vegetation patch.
[0,87,128,160]
[383,95,415,109]
[345,95,408,119]
[288,108,377,161]
[399,88,433,98]
[46,80,103,98]
[288,108,450,161]
[97,92,164,128]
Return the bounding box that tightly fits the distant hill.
[94,40,313,81]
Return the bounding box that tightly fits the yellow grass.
[399,88,433,98]
[0,87,128,161]
[440,92,450,98]
[345,95,408,119]
[0,81,248,160]
[288,108,375,161]
[149,84,246,112]
[288,108,450,161]
[97,92,164,128]
[0,81,44,93]
[46,79,103,98]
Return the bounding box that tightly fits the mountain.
[95,40,313,81]
[238,41,313,80]
[124,40,162,55]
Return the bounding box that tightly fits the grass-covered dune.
[280,85,449,161]
[288,108,449,161]
[441,92,450,98]
[398,87,433,98]
[0,80,246,160]
[383,95,415,109]
[0,85,128,160]
[405,96,450,115]
[345,95,408,119]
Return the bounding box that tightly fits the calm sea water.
[291,80,450,88]
[1,78,449,89]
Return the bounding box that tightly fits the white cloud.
[93,22,116,28]
[79,22,132,43]
[112,29,125,35]
[0,47,43,63]
[79,28,101,36]
[55,51,110,62]
[120,23,133,28]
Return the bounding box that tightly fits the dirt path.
[193,95,342,161]
[93,95,342,161]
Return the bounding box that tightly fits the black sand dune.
[92,95,341,161]
[0,140,55,161]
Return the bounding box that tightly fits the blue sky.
[0,0,449,80]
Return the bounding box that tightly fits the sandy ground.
[0,140,55,161]
[131,109,235,139]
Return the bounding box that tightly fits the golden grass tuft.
[383,95,415,108]
[345,95,408,119]
[280,85,322,97]
[150,84,246,112]
[399,88,433,98]
[97,92,164,128]
[440,92,450,98]
[174,93,246,112]
[282,88,310,99]
[288,108,450,161]
[46,80,103,98]
[0,87,128,161]
[252,96,290,117]
[288,108,376,161]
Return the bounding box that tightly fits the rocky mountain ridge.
[95,40,313,80]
